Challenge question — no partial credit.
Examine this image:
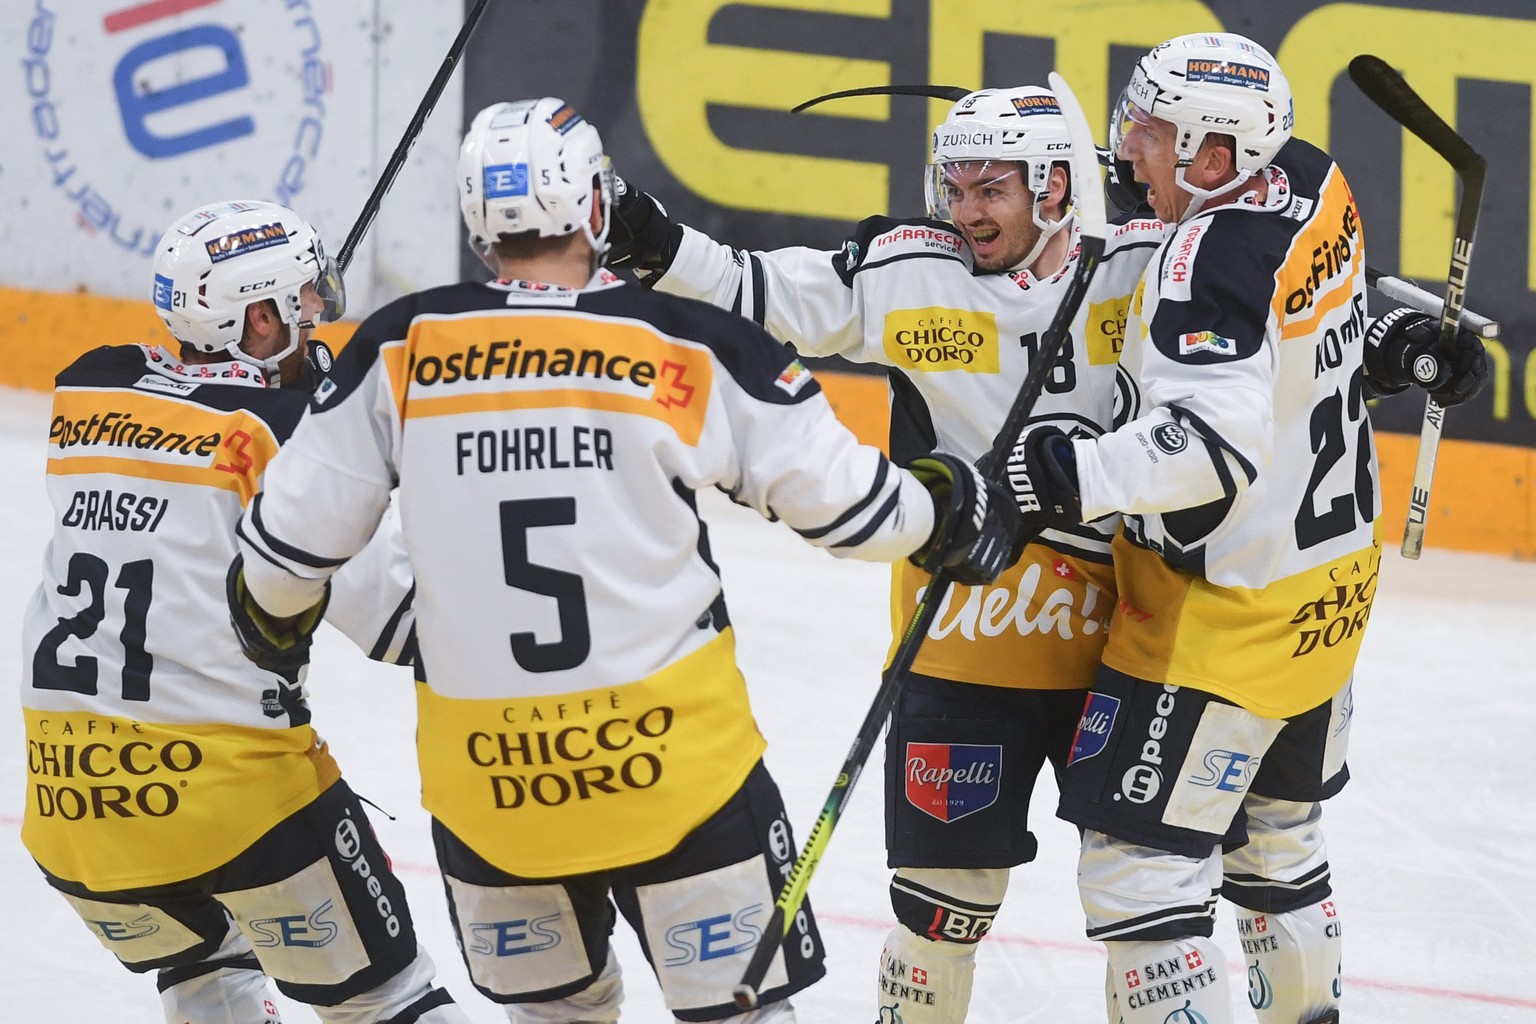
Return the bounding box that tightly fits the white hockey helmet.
[458,97,615,267]
[1111,33,1293,212]
[925,87,1075,265]
[150,200,344,374]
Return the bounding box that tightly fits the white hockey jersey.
[1073,139,1381,717]
[20,345,414,890]
[655,215,1167,689]
[236,270,938,877]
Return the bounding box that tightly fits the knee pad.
[1103,937,1234,1024]
[504,947,622,1024]
[1221,798,1341,1024]
[158,923,282,1024]
[888,867,1008,945]
[316,946,467,1024]
[1223,798,1331,913]
[1078,830,1222,941]
[877,924,980,1024]
[1231,899,1342,1024]
[704,1000,800,1024]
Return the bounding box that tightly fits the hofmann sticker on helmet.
[1184,59,1271,91]
[1010,94,1062,117]
[204,223,289,264]
[546,104,586,135]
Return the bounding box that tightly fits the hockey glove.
[227,555,329,674]
[1005,425,1083,547]
[905,453,1020,586]
[1363,306,1488,407]
[292,339,335,396]
[607,175,681,281]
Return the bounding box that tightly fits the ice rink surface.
[2,384,1533,1023]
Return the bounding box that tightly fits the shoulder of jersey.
[833,215,967,285]
[56,343,308,435]
[1105,214,1168,249]
[350,281,496,347]
[581,281,823,406]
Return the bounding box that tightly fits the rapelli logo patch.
[904,742,1001,822]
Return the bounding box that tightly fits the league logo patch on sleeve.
[1179,331,1237,357]
[152,274,175,311]
[904,743,1002,822]
[1068,692,1120,764]
[774,359,813,396]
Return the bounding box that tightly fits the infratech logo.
[22,0,331,257]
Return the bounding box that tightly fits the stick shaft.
[336,0,493,272]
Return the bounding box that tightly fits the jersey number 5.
[33,553,154,700]
[500,497,591,673]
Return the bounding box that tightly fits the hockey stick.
[731,69,1109,1010]
[335,0,493,272]
[1365,266,1497,339]
[1347,54,1486,559]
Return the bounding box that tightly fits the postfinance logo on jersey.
[402,316,712,446]
[882,307,999,373]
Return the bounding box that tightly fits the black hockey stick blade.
[1349,54,1487,559]
[336,0,493,272]
[731,70,1109,1013]
[1347,56,1485,180]
[792,83,969,113]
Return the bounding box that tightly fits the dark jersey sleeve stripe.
[793,456,891,540]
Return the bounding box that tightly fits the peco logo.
[22,0,330,258]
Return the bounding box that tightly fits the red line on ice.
[104,0,221,34]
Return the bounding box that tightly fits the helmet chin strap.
[233,302,304,384]
[1172,163,1255,223]
[1011,202,1075,275]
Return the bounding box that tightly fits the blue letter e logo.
[113,25,254,159]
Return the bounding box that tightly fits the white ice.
[3,384,1533,1023]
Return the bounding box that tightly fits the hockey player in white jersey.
[230,98,1018,1024]
[606,87,1166,1023]
[20,200,470,1024]
[1001,34,1487,1024]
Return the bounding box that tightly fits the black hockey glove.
[1363,306,1488,407]
[292,339,335,396]
[905,453,1020,586]
[227,555,329,674]
[1005,425,1083,547]
[607,175,682,281]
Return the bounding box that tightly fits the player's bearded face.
[276,283,325,387]
[941,161,1041,272]
[1117,106,1187,222]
